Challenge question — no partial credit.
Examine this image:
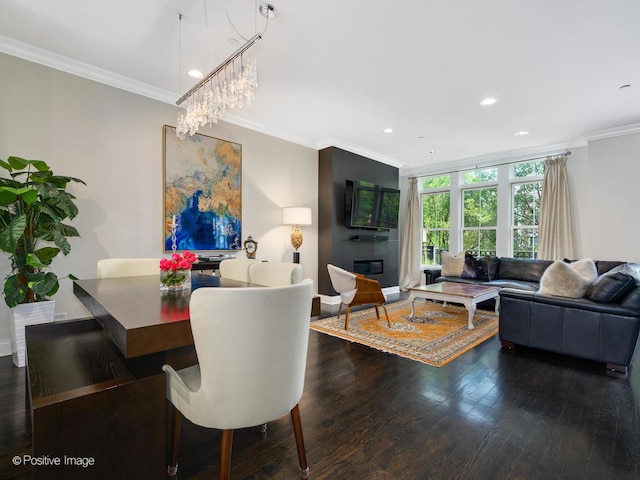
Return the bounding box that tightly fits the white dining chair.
[218,258,260,282]
[96,258,161,278]
[163,279,314,479]
[248,261,302,286]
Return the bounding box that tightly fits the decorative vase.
[160,268,191,291]
[9,300,55,367]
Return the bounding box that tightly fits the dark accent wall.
[318,147,400,295]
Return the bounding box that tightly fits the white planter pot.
[9,300,55,367]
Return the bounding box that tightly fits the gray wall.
[318,147,399,295]
[0,52,318,354]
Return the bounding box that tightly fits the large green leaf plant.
[0,156,85,308]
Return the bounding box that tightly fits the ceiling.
[1,0,639,175]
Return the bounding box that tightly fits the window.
[512,161,544,259]
[417,158,546,263]
[420,175,450,265]
[462,186,497,257]
[463,167,497,184]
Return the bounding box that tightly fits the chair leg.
[290,404,309,479]
[380,304,390,328]
[219,429,234,480]
[167,402,182,477]
[344,306,352,330]
[336,302,344,319]
[374,305,381,319]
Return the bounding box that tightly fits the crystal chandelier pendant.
[176,35,262,139]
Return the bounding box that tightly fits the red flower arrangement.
[159,251,197,290]
[159,251,197,272]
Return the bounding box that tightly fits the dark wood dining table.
[73,272,254,360]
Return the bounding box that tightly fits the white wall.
[402,132,640,268]
[0,53,318,352]
[570,132,640,263]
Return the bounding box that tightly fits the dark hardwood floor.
[2,296,639,479]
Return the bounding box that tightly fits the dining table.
[73,271,255,360]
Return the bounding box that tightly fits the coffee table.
[408,282,501,330]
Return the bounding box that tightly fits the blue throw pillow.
[587,271,636,303]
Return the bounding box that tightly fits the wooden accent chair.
[327,264,390,330]
[163,279,313,480]
[96,258,162,278]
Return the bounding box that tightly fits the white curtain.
[399,178,422,290]
[538,155,574,260]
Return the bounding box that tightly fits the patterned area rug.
[310,299,498,367]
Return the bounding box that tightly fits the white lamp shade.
[283,207,312,226]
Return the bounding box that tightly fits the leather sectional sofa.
[432,256,640,373]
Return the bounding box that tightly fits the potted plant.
[0,156,85,366]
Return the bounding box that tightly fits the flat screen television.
[345,179,400,230]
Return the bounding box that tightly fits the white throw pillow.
[538,259,597,298]
[441,251,465,277]
[569,258,598,283]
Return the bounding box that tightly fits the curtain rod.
[408,151,571,180]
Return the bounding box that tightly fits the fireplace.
[353,260,383,276]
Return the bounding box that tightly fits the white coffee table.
[408,282,501,330]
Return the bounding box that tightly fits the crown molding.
[316,137,404,169]
[0,34,177,105]
[400,139,587,178]
[581,123,640,142]
[219,112,319,150]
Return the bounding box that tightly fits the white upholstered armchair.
[96,258,161,278]
[217,258,259,282]
[248,261,302,286]
[163,279,313,479]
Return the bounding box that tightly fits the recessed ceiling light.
[188,70,204,79]
[514,131,530,136]
[383,128,394,134]
[480,98,497,106]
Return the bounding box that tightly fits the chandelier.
[176,3,275,139]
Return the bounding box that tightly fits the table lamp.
[283,207,312,263]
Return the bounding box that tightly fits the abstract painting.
[163,125,242,251]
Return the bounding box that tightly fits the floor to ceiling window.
[512,161,544,259]
[418,160,545,265]
[462,168,498,257]
[420,175,450,265]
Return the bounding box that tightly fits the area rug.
[310,299,498,367]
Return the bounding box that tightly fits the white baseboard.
[0,339,11,357]
[382,286,400,296]
[320,286,400,305]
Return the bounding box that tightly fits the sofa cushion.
[595,260,626,276]
[496,257,553,283]
[461,253,489,280]
[587,271,636,303]
[486,279,539,291]
[620,286,640,310]
[538,259,597,298]
[441,251,465,277]
[485,256,500,280]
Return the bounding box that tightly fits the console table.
[26,319,165,479]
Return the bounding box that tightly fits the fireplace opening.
[353,260,383,275]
